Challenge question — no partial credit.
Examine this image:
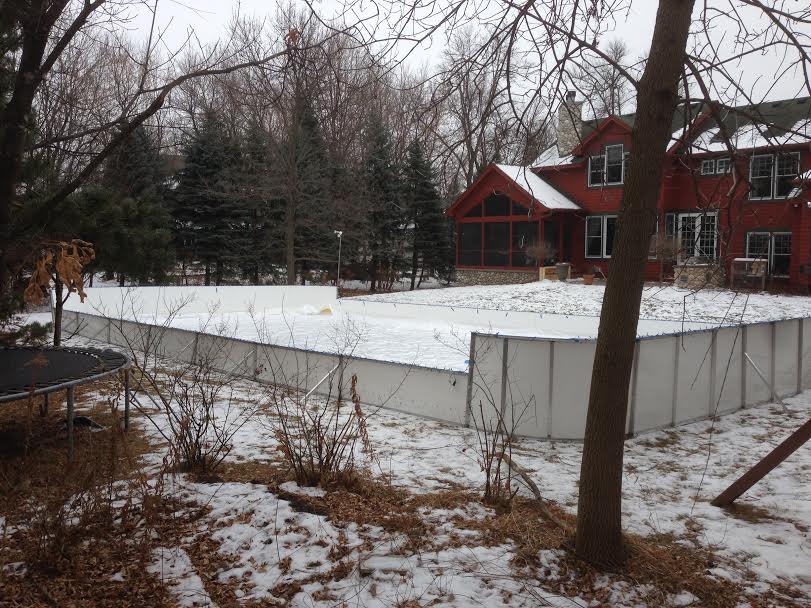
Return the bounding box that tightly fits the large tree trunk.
[575,0,696,566]
[410,241,418,291]
[286,199,296,285]
[53,278,63,347]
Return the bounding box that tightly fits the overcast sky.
[130,0,805,104]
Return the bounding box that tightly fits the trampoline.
[0,346,131,457]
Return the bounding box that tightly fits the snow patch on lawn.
[355,282,811,324]
[149,546,216,607]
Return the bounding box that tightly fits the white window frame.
[584,215,618,259]
[700,159,715,175]
[746,231,792,277]
[775,152,801,199]
[749,152,801,200]
[715,157,732,174]
[588,144,625,186]
[676,211,718,260]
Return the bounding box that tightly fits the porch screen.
[483,222,509,266]
[511,222,538,267]
[459,224,482,265]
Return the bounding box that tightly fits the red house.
[447,93,811,291]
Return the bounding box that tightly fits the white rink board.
[63,286,338,317]
[62,292,810,440]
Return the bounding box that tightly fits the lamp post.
[334,230,343,287]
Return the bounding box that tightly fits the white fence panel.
[673,332,714,424]
[775,319,800,398]
[468,334,510,432]
[502,338,552,438]
[550,341,595,440]
[344,358,467,423]
[744,323,773,405]
[713,327,743,414]
[634,337,678,431]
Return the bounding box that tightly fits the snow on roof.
[800,170,811,181]
[686,118,811,154]
[495,164,581,210]
[531,143,575,168]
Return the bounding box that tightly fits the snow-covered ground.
[355,281,811,324]
[58,330,811,607]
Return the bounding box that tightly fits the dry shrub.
[270,372,375,487]
[0,383,174,606]
[119,305,261,476]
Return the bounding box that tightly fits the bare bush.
[112,295,260,475]
[269,369,375,487]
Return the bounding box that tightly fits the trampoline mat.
[0,347,128,399]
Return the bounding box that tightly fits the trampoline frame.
[0,346,132,458]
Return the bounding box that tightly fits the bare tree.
[573,38,635,118]
[0,1,361,302]
[369,0,811,566]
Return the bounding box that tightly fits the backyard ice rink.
[65,281,811,372]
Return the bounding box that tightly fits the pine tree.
[402,139,450,290]
[363,114,404,292]
[173,113,247,285]
[100,126,173,285]
[239,125,274,284]
[270,99,334,285]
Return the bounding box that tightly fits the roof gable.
[446,164,581,217]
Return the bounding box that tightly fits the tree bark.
[575,0,696,566]
[53,278,63,347]
[286,199,296,285]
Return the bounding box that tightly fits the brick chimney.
[557,91,584,157]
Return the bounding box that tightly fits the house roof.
[535,96,811,167]
[494,164,581,210]
[681,97,811,154]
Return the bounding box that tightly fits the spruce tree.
[270,99,334,285]
[402,139,450,290]
[101,126,173,285]
[363,114,404,292]
[173,113,247,285]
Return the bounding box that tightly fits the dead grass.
[208,461,809,608]
[0,384,176,607]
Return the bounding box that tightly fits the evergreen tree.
[100,126,174,285]
[402,139,451,290]
[363,114,404,292]
[239,125,274,284]
[270,99,334,285]
[173,113,247,285]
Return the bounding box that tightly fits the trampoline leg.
[67,386,75,460]
[40,393,49,417]
[123,370,130,432]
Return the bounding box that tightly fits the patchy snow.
[54,330,811,605]
[355,281,811,324]
[149,547,217,607]
[496,164,581,210]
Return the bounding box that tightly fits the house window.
[588,144,625,186]
[701,159,715,175]
[483,193,511,216]
[749,152,800,199]
[585,215,617,258]
[746,232,792,277]
[483,222,510,266]
[511,221,538,267]
[715,158,732,174]
[459,223,482,265]
[776,153,801,198]
[749,155,774,199]
[675,211,718,260]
